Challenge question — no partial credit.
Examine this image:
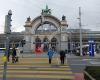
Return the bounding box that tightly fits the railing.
[84,71,96,80]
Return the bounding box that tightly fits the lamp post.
[69,29,72,54]
[78,7,83,56]
[3,10,12,80]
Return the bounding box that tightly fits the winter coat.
[47,49,54,59]
[60,50,66,58]
[12,48,16,57]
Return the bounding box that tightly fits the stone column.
[60,15,68,50]
[23,17,32,53]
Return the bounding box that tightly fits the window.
[35,23,57,34]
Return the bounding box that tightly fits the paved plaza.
[0,54,74,80]
[0,53,100,80]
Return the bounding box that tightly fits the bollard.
[2,56,7,63]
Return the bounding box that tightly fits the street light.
[3,10,12,80]
[78,7,83,56]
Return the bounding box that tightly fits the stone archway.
[51,36,58,51]
[24,6,68,53]
[35,36,41,49]
[30,15,61,53]
[43,36,49,52]
[31,15,61,35]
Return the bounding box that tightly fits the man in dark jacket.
[60,50,66,64]
[12,47,16,63]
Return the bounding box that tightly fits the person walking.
[60,50,66,64]
[12,47,16,63]
[16,48,20,62]
[47,48,54,64]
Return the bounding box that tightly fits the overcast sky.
[0,0,100,33]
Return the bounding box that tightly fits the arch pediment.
[31,15,61,25]
[31,15,61,33]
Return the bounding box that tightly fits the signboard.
[88,40,95,56]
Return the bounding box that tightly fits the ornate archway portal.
[30,10,61,53]
[34,20,58,53]
[24,5,68,53]
[35,22,57,34]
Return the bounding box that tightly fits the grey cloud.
[0,0,100,33]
